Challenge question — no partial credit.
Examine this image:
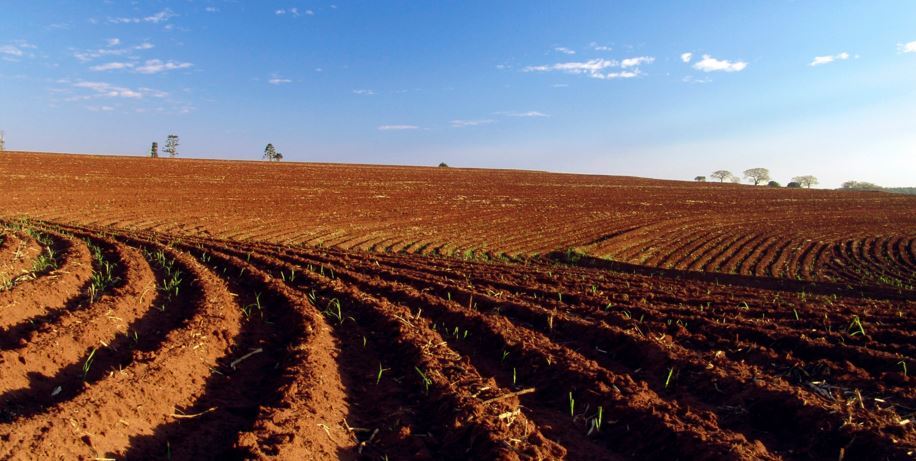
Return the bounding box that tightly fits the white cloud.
[205,6,220,13]
[90,62,134,71]
[590,42,612,51]
[106,38,121,47]
[87,105,115,112]
[692,54,747,72]
[268,74,292,85]
[276,8,300,16]
[73,81,146,99]
[810,52,850,66]
[554,47,576,55]
[497,111,550,118]
[135,59,193,74]
[551,83,569,88]
[0,45,23,57]
[378,125,419,131]
[352,89,375,95]
[680,52,693,63]
[73,41,155,62]
[450,119,495,128]
[305,10,315,16]
[682,75,711,84]
[525,58,616,74]
[898,41,916,54]
[621,56,654,68]
[109,9,176,24]
[524,57,652,79]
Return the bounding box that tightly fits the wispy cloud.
[523,57,651,80]
[352,89,375,95]
[378,125,419,131]
[0,41,36,60]
[109,9,176,24]
[73,41,154,62]
[621,56,654,68]
[682,75,711,84]
[692,54,747,72]
[90,62,133,71]
[135,59,193,74]
[106,38,121,47]
[73,81,146,99]
[809,52,850,66]
[268,74,292,85]
[680,52,693,63]
[496,111,550,118]
[554,47,576,55]
[205,6,220,13]
[450,119,495,128]
[0,45,24,57]
[275,8,301,16]
[898,41,916,54]
[590,42,612,51]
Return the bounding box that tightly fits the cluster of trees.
[0,130,5,153]
[149,134,179,158]
[696,168,818,188]
[148,136,284,162]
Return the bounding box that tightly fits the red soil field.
[0,152,913,460]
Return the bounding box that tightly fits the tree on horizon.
[263,143,283,162]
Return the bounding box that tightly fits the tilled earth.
[0,220,912,460]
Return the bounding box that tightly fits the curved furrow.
[119,242,351,460]
[288,247,913,459]
[701,231,758,274]
[681,231,735,272]
[654,229,718,270]
[736,236,780,277]
[0,229,93,332]
[0,231,42,287]
[201,241,569,460]
[754,238,795,278]
[0,238,156,407]
[252,245,766,460]
[0,242,243,459]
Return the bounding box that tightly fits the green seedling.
[664,367,675,389]
[324,298,344,324]
[594,406,604,432]
[83,347,98,378]
[899,361,908,377]
[848,315,866,336]
[568,392,575,417]
[376,363,390,385]
[415,367,432,394]
[513,367,517,385]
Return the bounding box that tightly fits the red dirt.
[0,152,913,460]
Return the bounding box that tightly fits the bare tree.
[150,142,158,158]
[710,170,733,182]
[263,143,283,162]
[792,175,818,189]
[743,168,770,186]
[694,176,706,182]
[164,134,179,158]
[730,175,741,184]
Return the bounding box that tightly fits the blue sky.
[1,1,914,187]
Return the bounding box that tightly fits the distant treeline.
[884,187,916,196]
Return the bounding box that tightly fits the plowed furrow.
[0,244,242,459]
[202,242,567,460]
[258,247,765,460]
[119,243,349,460]
[0,239,156,414]
[0,231,93,336]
